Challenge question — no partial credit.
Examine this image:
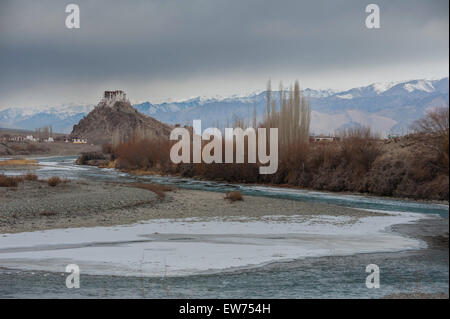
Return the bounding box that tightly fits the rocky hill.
[70,91,172,145]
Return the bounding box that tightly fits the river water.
[0,156,448,298]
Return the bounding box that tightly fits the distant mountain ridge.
[133,78,449,136]
[0,78,448,136]
[0,104,92,134]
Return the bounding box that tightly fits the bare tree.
[258,80,311,146]
[293,81,300,142]
[266,80,271,130]
[411,107,449,136]
[411,107,450,173]
[252,103,257,129]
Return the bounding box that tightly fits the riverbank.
[0,156,447,298]
[0,180,158,233]
[0,179,387,234]
[101,129,449,201]
[79,160,450,207]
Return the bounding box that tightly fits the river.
[0,156,448,298]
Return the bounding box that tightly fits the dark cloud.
[0,0,448,107]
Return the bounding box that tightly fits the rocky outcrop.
[70,91,172,145]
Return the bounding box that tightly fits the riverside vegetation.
[0,173,67,188]
[79,82,449,201]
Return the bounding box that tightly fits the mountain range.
[0,78,448,136]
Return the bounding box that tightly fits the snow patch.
[404,80,435,93]
[336,94,353,99]
[371,82,397,94]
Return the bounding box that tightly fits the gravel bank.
[0,179,385,233]
[135,188,387,221]
[0,180,158,233]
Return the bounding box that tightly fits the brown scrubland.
[0,173,68,188]
[47,176,62,187]
[92,82,448,201]
[224,191,244,202]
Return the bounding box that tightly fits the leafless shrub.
[339,126,383,172]
[443,130,449,172]
[308,142,340,170]
[114,138,172,171]
[224,191,244,202]
[47,176,62,187]
[411,108,449,174]
[76,152,106,165]
[411,107,449,136]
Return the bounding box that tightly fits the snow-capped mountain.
[135,78,449,136]
[306,78,449,135]
[0,104,94,134]
[0,78,448,136]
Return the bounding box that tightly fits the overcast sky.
[0,0,448,108]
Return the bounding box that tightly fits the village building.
[26,135,37,142]
[72,137,87,144]
[310,135,337,142]
[9,136,25,142]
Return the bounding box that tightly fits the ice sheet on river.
[0,212,428,277]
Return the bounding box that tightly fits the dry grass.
[0,159,38,166]
[129,183,174,198]
[39,211,57,217]
[23,173,38,181]
[98,160,116,169]
[0,174,20,187]
[47,176,62,187]
[224,191,244,202]
[0,173,39,187]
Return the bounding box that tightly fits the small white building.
[313,136,336,142]
[9,136,25,142]
[26,135,37,142]
[72,137,87,144]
